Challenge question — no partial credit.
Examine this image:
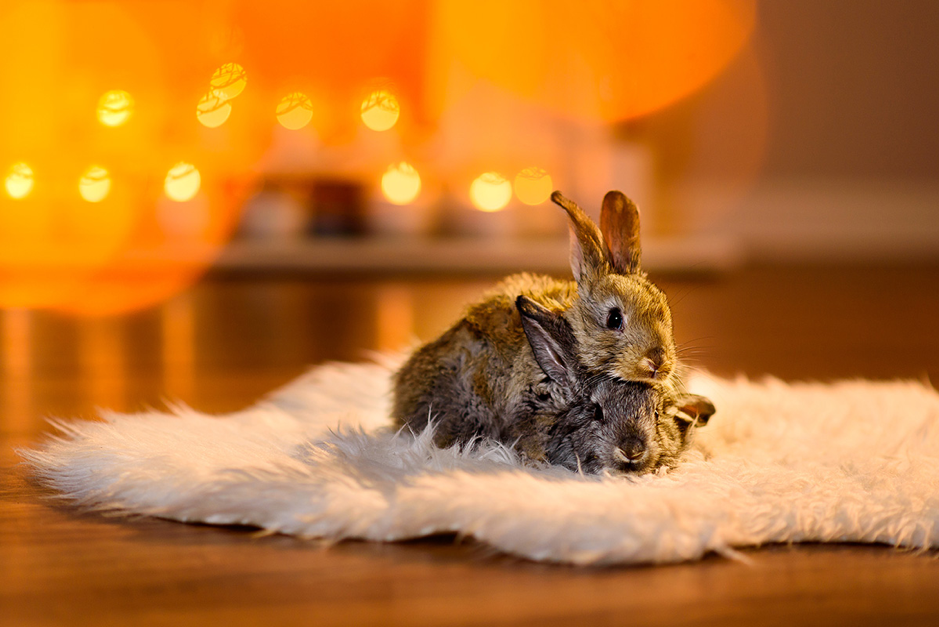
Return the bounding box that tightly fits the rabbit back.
[391,273,576,448]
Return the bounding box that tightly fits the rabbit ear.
[672,394,716,427]
[599,190,642,274]
[516,295,579,389]
[551,191,607,285]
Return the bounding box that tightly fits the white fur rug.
[20,357,939,565]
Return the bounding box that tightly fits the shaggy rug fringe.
[19,357,939,565]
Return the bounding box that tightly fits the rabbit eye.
[606,308,624,330]
[537,392,551,402]
[593,404,604,422]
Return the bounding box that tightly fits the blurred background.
[1,0,938,434]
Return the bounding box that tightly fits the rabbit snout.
[638,346,667,379]
[606,413,658,472]
[612,439,648,472]
[616,436,647,462]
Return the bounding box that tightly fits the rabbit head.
[551,190,676,385]
[516,295,713,475]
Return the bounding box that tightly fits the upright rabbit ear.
[600,190,642,274]
[516,295,579,389]
[551,191,607,285]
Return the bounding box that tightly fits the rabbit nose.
[615,439,646,463]
[641,347,665,379]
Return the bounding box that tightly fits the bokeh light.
[164,162,201,202]
[470,172,512,212]
[157,194,212,238]
[434,0,756,122]
[5,162,34,199]
[97,90,134,127]
[381,162,421,205]
[59,181,248,317]
[196,91,232,128]
[0,6,259,316]
[276,92,314,130]
[514,167,553,205]
[78,165,111,203]
[210,62,247,100]
[361,89,400,131]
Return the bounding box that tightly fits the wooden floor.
[3,264,939,626]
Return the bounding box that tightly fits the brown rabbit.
[391,190,712,472]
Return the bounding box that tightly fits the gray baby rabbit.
[514,296,714,474]
[392,189,714,473]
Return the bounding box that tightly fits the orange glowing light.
[210,62,247,100]
[196,92,232,128]
[381,162,421,205]
[56,180,248,317]
[78,165,111,203]
[514,167,553,205]
[156,194,212,237]
[164,162,201,202]
[470,172,512,212]
[5,162,33,199]
[361,90,400,131]
[434,0,756,122]
[97,90,134,127]
[276,92,314,130]
[231,3,425,132]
